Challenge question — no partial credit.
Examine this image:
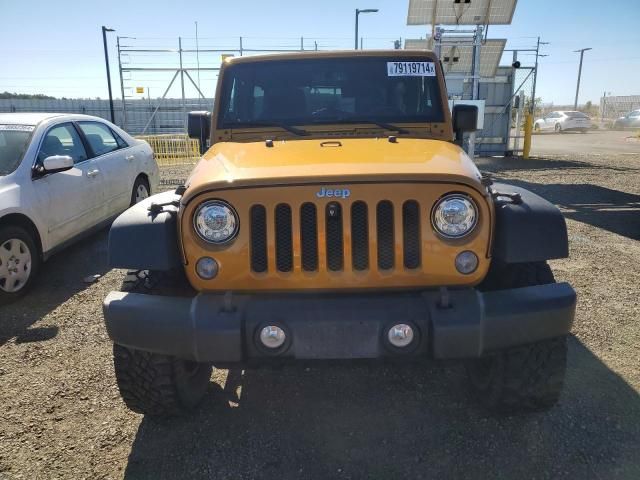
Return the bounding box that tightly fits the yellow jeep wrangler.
[103,51,576,416]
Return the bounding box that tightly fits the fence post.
[523,114,533,159]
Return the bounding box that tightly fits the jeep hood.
[183,138,483,202]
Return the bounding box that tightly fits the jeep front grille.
[250,199,423,274]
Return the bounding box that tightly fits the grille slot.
[325,202,344,271]
[351,201,369,270]
[275,204,293,272]
[376,201,395,270]
[300,203,318,271]
[250,205,268,273]
[403,200,421,269]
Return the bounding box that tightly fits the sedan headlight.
[431,194,478,239]
[194,200,239,244]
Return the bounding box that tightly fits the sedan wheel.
[0,238,32,294]
[131,177,150,206]
[135,184,149,203]
[554,123,562,133]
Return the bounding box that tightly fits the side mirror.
[42,155,74,174]
[188,111,211,154]
[452,105,478,146]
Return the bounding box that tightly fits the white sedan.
[0,113,159,303]
[534,111,592,133]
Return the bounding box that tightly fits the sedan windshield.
[0,125,34,176]
[218,56,445,130]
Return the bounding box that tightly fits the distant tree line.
[0,91,57,100]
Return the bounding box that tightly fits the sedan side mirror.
[452,105,478,146]
[188,111,211,154]
[42,155,74,174]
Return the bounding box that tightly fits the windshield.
[218,56,445,130]
[0,125,34,176]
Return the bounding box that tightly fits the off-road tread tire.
[469,261,567,413]
[113,344,182,416]
[113,270,210,417]
[467,337,567,413]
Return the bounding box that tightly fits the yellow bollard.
[523,113,533,159]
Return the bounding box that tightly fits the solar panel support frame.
[433,24,484,158]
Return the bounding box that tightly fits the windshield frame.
[0,124,35,177]
[213,52,450,140]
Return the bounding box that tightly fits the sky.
[0,0,638,106]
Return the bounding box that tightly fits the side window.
[77,122,118,156]
[111,129,129,148]
[38,123,88,164]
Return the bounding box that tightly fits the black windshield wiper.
[343,119,410,134]
[241,122,309,137]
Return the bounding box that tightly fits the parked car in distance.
[534,110,592,133]
[613,109,640,130]
[0,113,159,304]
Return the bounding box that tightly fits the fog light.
[196,257,219,279]
[455,251,478,274]
[259,325,286,349]
[388,324,414,348]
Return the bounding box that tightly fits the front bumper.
[102,283,576,363]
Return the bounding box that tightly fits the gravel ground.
[1,150,639,480]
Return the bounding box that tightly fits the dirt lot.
[1,146,639,479]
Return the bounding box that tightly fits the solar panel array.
[404,38,507,77]
[407,0,517,26]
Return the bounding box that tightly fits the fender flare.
[491,183,569,263]
[108,191,182,271]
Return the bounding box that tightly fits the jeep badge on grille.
[316,187,351,199]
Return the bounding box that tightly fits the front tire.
[467,262,568,413]
[0,226,40,305]
[554,123,562,133]
[112,270,211,416]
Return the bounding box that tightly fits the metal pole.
[433,27,442,58]
[195,21,201,92]
[179,37,187,132]
[468,25,482,159]
[471,25,482,100]
[101,26,115,124]
[574,48,591,110]
[531,37,540,116]
[355,9,359,50]
[116,36,127,130]
[239,36,243,56]
[300,36,304,51]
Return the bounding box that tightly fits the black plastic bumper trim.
[103,283,576,363]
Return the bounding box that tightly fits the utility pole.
[101,26,116,124]
[530,36,549,116]
[574,47,592,110]
[355,8,378,50]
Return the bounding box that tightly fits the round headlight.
[431,194,478,239]
[193,200,239,244]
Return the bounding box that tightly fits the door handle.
[87,169,100,178]
[126,154,135,162]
